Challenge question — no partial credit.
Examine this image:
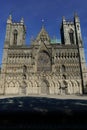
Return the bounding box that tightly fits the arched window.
[23,74,26,80]
[77,25,79,30]
[69,29,74,44]
[23,65,27,73]
[23,65,27,80]
[13,29,18,45]
[62,65,66,72]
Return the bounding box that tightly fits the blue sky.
[0,0,87,65]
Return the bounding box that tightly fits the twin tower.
[0,13,87,95]
[5,13,82,46]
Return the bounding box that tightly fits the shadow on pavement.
[0,96,87,129]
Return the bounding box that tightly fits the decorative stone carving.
[0,14,86,95]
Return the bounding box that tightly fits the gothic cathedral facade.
[0,14,87,95]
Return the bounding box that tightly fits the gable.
[32,26,50,46]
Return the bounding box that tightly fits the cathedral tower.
[60,13,87,93]
[0,15,26,94]
[5,15,26,46]
[74,13,87,93]
[60,16,76,45]
[0,14,87,95]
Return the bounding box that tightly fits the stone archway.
[40,79,49,94]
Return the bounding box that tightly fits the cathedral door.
[41,80,49,94]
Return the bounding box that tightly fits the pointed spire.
[62,16,66,25]
[9,15,12,20]
[41,25,45,31]
[74,12,80,23]
[74,12,78,17]
[62,16,66,22]
[7,14,12,24]
[39,25,46,35]
[36,26,50,42]
[20,17,24,24]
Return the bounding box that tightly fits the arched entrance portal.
[20,81,27,95]
[41,80,49,94]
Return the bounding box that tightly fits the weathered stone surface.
[0,14,87,95]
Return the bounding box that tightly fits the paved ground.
[0,95,87,129]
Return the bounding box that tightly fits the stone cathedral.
[0,14,87,95]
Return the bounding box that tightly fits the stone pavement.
[0,94,87,129]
